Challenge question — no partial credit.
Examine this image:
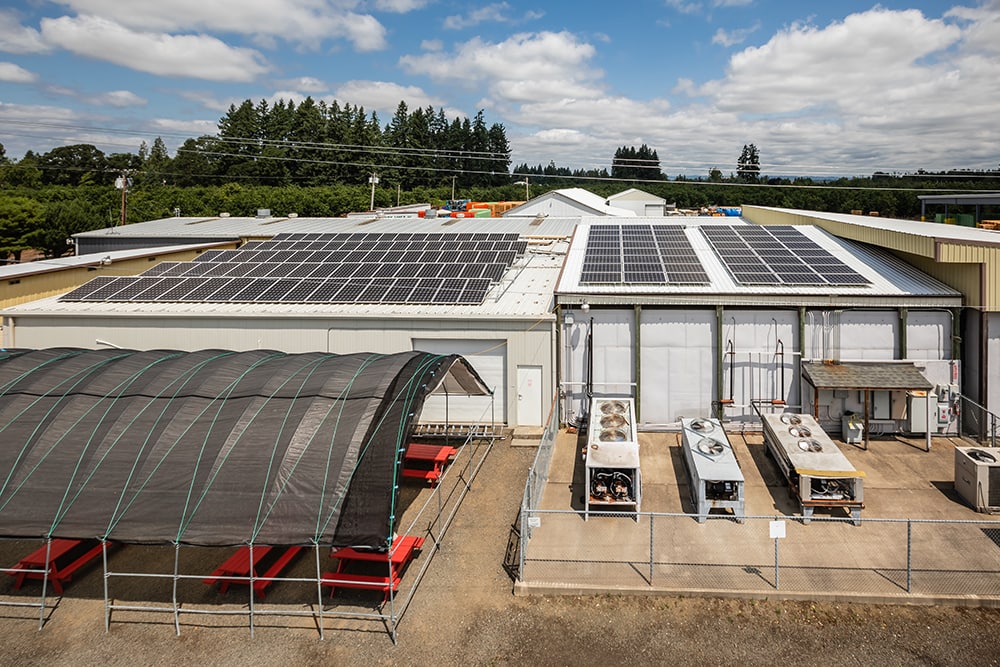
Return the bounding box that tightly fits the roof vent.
[287,212,298,218]
[219,212,230,218]
[257,209,271,218]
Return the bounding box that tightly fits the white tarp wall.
[988,313,1000,416]
[638,309,716,426]
[719,309,799,422]
[561,309,634,425]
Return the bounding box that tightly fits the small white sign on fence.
[769,520,786,539]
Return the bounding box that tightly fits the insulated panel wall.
[638,309,715,425]
[989,313,1000,416]
[806,310,899,361]
[561,309,634,425]
[905,310,952,360]
[719,309,800,420]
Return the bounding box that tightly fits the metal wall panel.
[638,309,715,425]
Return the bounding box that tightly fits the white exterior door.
[517,365,543,426]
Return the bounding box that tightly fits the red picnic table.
[321,535,424,601]
[202,545,303,598]
[7,538,109,595]
[402,443,458,486]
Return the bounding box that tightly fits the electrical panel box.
[907,391,928,434]
[937,404,950,425]
[872,391,890,420]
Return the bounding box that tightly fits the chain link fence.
[517,510,1000,601]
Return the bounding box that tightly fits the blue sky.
[0,1,998,178]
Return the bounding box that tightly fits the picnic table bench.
[7,538,110,595]
[321,535,424,601]
[402,443,458,486]
[203,545,303,598]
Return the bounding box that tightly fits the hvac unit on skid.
[681,417,745,523]
[954,447,1000,513]
[762,413,865,525]
[584,397,640,520]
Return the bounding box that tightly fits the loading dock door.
[413,339,506,424]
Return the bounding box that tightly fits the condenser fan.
[797,438,822,452]
[600,400,627,415]
[697,439,725,456]
[780,414,802,425]
[690,418,715,433]
[788,425,812,438]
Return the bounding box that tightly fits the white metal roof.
[3,243,566,321]
[502,188,637,217]
[73,213,583,240]
[754,207,1000,244]
[0,242,230,279]
[556,220,962,306]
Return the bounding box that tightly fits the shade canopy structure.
[0,348,490,547]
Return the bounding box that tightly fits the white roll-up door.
[413,339,506,424]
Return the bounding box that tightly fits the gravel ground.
[2,438,999,666]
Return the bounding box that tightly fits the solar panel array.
[579,224,710,285]
[701,225,869,286]
[60,232,526,305]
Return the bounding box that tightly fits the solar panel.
[71,232,523,306]
[702,225,869,287]
[580,224,709,285]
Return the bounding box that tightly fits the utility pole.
[114,171,132,227]
[451,174,456,200]
[368,173,379,211]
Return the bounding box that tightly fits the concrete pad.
[518,428,1000,606]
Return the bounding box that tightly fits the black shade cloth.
[0,348,489,547]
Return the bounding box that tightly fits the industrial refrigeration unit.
[585,397,640,520]
[762,412,865,525]
[681,417,745,523]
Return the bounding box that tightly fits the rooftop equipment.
[762,412,865,525]
[585,397,640,520]
[681,417,745,523]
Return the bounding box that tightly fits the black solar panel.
[580,224,709,285]
[702,225,869,287]
[60,232,522,306]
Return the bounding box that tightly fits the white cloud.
[41,15,271,82]
[50,1,388,51]
[713,0,752,6]
[275,76,328,93]
[664,0,702,15]
[179,90,238,113]
[373,0,431,12]
[86,90,148,107]
[444,3,513,30]
[330,80,456,117]
[0,10,51,54]
[400,31,601,97]
[712,22,759,47]
[420,39,443,52]
[0,62,38,83]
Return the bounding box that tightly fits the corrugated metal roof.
[73,214,583,240]
[3,246,563,321]
[802,361,933,390]
[0,242,229,279]
[503,189,637,217]
[748,206,1000,244]
[555,221,961,305]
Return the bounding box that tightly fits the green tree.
[37,144,107,186]
[0,196,45,261]
[737,143,760,183]
[27,199,97,257]
[611,145,662,180]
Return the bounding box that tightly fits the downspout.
[555,302,563,425]
[899,307,908,359]
[715,306,726,415]
[634,305,641,421]
[799,307,806,409]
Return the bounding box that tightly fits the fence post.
[774,535,780,590]
[906,519,913,593]
[649,514,654,585]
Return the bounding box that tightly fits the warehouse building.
[2,203,999,435]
